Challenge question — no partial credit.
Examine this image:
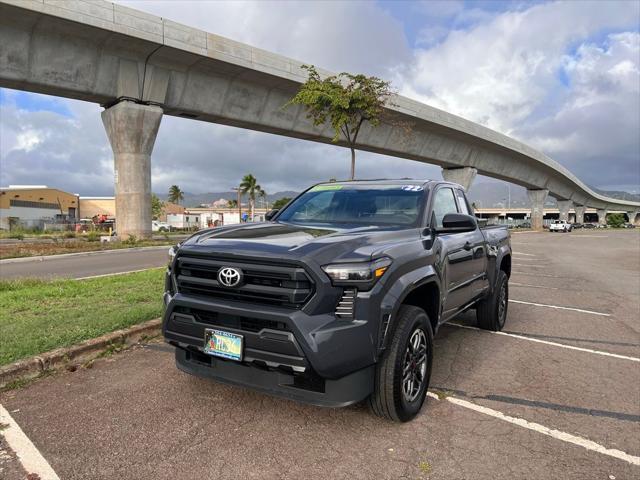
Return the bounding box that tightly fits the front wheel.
[476,270,509,331]
[368,305,433,422]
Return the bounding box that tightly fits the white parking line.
[509,299,610,317]
[434,395,640,466]
[0,404,60,480]
[513,263,545,267]
[73,267,164,281]
[447,324,639,362]
[511,282,559,290]
[513,252,537,256]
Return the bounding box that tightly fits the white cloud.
[15,131,41,152]
[401,1,639,134]
[116,0,410,77]
[1,0,639,196]
[0,98,114,193]
[516,32,640,190]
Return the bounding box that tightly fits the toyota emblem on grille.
[218,267,243,288]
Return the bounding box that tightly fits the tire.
[476,270,509,331]
[368,305,433,422]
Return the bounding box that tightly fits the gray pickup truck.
[163,179,511,422]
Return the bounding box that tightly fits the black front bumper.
[163,290,379,407]
[175,346,374,407]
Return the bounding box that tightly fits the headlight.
[322,257,392,289]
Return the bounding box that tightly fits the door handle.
[463,241,473,251]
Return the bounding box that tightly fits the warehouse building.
[78,196,116,219]
[0,185,79,230]
[78,197,185,221]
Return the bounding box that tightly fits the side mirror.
[265,209,279,221]
[436,213,477,234]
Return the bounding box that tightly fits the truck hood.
[178,221,419,264]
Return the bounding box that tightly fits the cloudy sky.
[1,0,639,196]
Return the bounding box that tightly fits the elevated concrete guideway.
[1,0,639,236]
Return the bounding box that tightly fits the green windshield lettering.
[310,184,344,192]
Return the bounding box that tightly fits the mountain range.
[158,184,639,209]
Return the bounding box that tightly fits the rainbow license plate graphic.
[203,329,243,361]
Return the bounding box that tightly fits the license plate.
[203,329,243,361]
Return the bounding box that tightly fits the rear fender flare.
[491,246,511,293]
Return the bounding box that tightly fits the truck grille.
[172,306,289,332]
[174,255,314,309]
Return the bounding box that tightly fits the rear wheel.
[476,270,508,331]
[368,305,433,422]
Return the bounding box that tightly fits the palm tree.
[227,199,238,208]
[239,174,265,222]
[168,185,184,205]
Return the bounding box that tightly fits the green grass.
[0,269,165,366]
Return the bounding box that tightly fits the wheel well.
[402,282,439,333]
[500,254,511,277]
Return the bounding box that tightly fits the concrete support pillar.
[441,167,477,192]
[557,200,572,222]
[527,189,548,231]
[574,205,586,224]
[627,210,639,225]
[597,209,608,225]
[101,101,163,239]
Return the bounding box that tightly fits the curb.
[0,245,172,264]
[0,318,162,389]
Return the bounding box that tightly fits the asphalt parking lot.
[0,246,170,280]
[1,229,638,479]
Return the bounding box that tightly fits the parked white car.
[152,220,171,232]
[549,220,572,233]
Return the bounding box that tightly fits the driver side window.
[432,187,459,228]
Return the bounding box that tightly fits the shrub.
[63,231,76,239]
[123,235,139,246]
[606,213,626,228]
[86,231,100,242]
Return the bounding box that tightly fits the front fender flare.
[378,266,440,351]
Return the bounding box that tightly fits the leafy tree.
[227,199,238,209]
[286,65,393,180]
[606,212,625,228]
[272,197,292,210]
[240,174,265,221]
[151,194,164,220]
[168,185,184,205]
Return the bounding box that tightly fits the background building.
[78,196,116,219]
[0,185,79,230]
[79,197,185,222]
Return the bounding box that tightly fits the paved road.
[0,246,170,280]
[1,230,639,479]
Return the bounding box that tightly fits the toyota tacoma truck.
[163,179,511,422]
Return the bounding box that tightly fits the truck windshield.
[277,184,426,227]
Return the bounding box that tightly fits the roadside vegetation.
[0,268,165,365]
[0,238,178,259]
